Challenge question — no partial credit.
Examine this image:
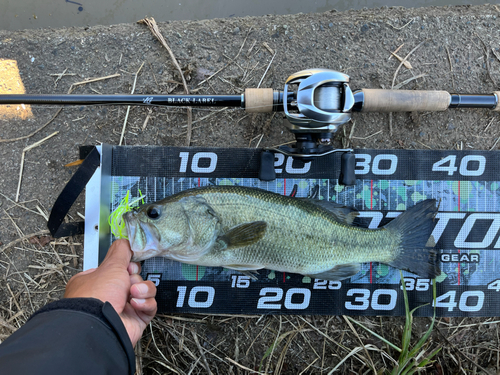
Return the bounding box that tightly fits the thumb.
[100,239,133,270]
[79,267,97,276]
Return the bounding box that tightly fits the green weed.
[347,272,441,374]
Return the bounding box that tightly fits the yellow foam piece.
[0,59,33,119]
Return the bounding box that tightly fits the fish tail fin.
[385,199,440,279]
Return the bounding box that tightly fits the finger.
[130,280,157,299]
[127,262,141,275]
[101,239,132,269]
[129,273,144,286]
[130,297,157,317]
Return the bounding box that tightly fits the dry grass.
[128,312,499,374]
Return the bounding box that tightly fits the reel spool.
[283,68,354,134]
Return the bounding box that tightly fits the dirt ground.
[1,4,500,374]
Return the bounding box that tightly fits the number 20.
[257,288,311,310]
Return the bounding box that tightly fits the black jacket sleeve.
[0,298,135,375]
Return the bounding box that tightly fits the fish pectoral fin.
[225,265,263,280]
[307,263,361,281]
[218,221,267,249]
[239,270,259,280]
[225,264,263,271]
[299,199,359,225]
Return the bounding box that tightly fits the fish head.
[123,197,221,262]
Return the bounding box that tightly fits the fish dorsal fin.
[300,199,359,225]
[307,263,361,281]
[218,221,267,249]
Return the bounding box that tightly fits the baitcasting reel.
[257,68,356,183]
[242,68,355,158]
[283,68,353,151]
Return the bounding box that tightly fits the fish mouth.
[123,211,139,250]
[123,212,162,262]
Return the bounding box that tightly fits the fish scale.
[124,185,439,281]
[197,187,395,273]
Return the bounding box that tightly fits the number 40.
[432,155,485,176]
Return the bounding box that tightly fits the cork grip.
[493,92,500,111]
[245,88,274,112]
[361,89,451,112]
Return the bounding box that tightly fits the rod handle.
[494,92,500,111]
[360,89,451,112]
[245,88,274,112]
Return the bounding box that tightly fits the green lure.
[108,190,144,239]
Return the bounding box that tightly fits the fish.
[122,185,440,281]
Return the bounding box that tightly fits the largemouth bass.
[123,185,439,281]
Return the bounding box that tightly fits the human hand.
[64,239,157,347]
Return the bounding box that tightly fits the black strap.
[47,147,100,238]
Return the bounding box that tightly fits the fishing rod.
[2,68,499,183]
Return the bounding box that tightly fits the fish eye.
[146,206,161,219]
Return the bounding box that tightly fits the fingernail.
[136,283,149,294]
[132,298,146,305]
[129,263,139,274]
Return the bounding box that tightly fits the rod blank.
[0,94,243,107]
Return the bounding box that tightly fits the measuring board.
[83,145,500,317]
